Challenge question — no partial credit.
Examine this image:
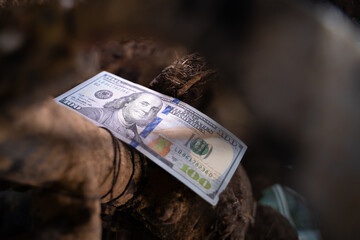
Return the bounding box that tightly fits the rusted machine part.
[100,54,254,240]
[149,53,216,110]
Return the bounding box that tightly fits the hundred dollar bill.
[55,71,247,205]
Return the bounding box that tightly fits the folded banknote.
[55,71,247,205]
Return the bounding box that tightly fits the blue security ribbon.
[130,98,179,147]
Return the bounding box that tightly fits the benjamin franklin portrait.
[79,92,163,144]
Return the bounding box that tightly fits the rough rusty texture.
[149,53,216,110]
[115,162,254,240]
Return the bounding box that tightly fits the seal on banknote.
[95,89,113,99]
[190,138,212,158]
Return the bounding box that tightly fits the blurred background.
[0,0,360,239]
